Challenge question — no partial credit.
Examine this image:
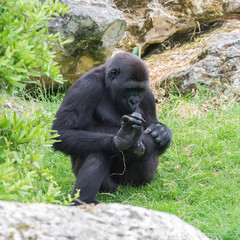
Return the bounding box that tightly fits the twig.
[110,150,126,176]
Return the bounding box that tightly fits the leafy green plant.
[0,0,70,90]
[132,46,141,58]
[0,95,61,203]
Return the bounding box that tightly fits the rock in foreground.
[0,201,210,240]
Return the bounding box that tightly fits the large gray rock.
[170,31,240,96]
[144,20,240,98]
[114,0,240,53]
[49,0,126,82]
[0,201,210,240]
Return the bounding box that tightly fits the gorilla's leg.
[138,154,159,184]
[100,175,116,192]
[124,153,159,186]
[71,155,84,177]
[72,153,111,204]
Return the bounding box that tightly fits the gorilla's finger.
[162,131,168,137]
[144,124,155,134]
[159,126,165,132]
[127,117,142,126]
[151,130,158,138]
[131,112,142,121]
[155,137,162,144]
[144,128,151,134]
[122,115,131,123]
[122,115,142,126]
[132,124,142,130]
[152,126,165,135]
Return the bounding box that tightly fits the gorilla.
[52,52,172,204]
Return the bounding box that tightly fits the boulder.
[114,0,240,53]
[48,0,126,82]
[0,201,210,240]
[145,20,240,97]
[179,31,240,96]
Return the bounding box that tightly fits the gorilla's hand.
[145,123,172,148]
[126,140,145,157]
[114,112,143,151]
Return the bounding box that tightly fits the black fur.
[52,52,172,204]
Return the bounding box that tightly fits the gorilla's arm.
[52,76,144,157]
[53,129,117,156]
[52,78,118,156]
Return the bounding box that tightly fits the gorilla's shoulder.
[65,65,105,102]
[70,64,105,85]
[78,65,105,84]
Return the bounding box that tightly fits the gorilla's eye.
[110,68,120,80]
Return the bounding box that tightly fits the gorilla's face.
[114,79,147,114]
[106,53,149,114]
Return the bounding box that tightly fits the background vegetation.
[0,0,69,90]
[0,1,239,240]
[0,0,69,203]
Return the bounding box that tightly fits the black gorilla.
[52,52,172,204]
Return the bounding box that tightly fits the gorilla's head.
[105,52,149,114]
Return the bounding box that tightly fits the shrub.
[0,0,69,90]
[0,95,61,203]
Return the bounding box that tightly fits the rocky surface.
[48,0,125,82]
[0,201,210,240]
[179,31,240,96]
[114,0,240,52]
[145,20,240,97]
[44,0,240,90]
[41,0,240,94]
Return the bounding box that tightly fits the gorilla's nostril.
[129,96,139,106]
[130,99,136,104]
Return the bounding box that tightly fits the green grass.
[97,97,239,240]
[40,95,240,240]
[1,93,239,239]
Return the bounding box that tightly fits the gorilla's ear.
[110,68,120,80]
